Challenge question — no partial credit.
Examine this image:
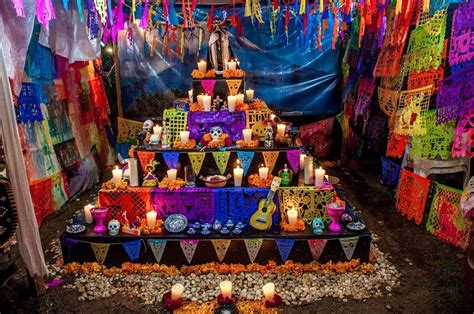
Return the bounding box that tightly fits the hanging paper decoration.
[396,169,431,225]
[339,237,359,260]
[212,239,231,262]
[201,80,217,96]
[308,239,327,261]
[380,156,401,189]
[354,77,376,121]
[137,151,156,172]
[36,0,56,29]
[212,151,231,175]
[148,239,167,263]
[226,80,242,96]
[394,86,431,136]
[12,0,26,17]
[461,177,474,219]
[180,240,199,264]
[275,239,295,262]
[452,110,474,158]
[286,150,300,173]
[139,0,149,29]
[262,151,279,173]
[244,238,263,263]
[407,67,444,95]
[237,151,255,176]
[426,183,472,250]
[122,240,141,261]
[188,152,206,175]
[386,129,408,158]
[90,243,110,264]
[94,0,108,23]
[244,0,264,23]
[162,152,180,169]
[449,0,474,66]
[411,111,455,160]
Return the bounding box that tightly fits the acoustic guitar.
[250,177,282,231]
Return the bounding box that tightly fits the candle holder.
[161,292,183,310]
[326,203,346,232]
[217,293,238,305]
[90,207,109,233]
[264,294,283,308]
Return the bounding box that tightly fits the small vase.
[326,203,346,232]
[91,206,109,233]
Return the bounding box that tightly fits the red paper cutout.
[396,169,431,225]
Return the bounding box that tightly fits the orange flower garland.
[223,69,246,78]
[191,69,216,79]
[235,103,249,111]
[173,139,196,149]
[139,218,164,235]
[249,99,267,109]
[203,133,230,148]
[158,177,186,190]
[101,179,127,190]
[248,174,274,188]
[190,102,204,111]
[236,139,259,148]
[280,218,306,232]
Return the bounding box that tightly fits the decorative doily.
[396,169,431,225]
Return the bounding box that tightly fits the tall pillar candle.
[234,166,244,187]
[227,95,236,112]
[146,210,157,228]
[287,209,298,225]
[262,283,275,301]
[314,167,325,187]
[167,169,177,181]
[112,166,122,184]
[277,124,286,137]
[299,154,306,172]
[128,158,139,187]
[228,60,237,70]
[203,95,212,112]
[246,89,254,100]
[188,89,193,102]
[197,60,207,72]
[153,125,163,137]
[197,94,204,106]
[242,128,252,143]
[84,204,94,224]
[235,93,244,105]
[304,156,314,185]
[259,166,269,180]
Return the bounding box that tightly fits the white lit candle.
[227,95,236,112]
[315,167,326,187]
[84,204,94,224]
[167,169,177,181]
[235,93,244,105]
[228,60,237,70]
[198,60,207,72]
[262,283,275,301]
[287,209,298,225]
[259,166,269,180]
[242,128,252,143]
[220,281,232,298]
[203,94,212,112]
[112,166,122,184]
[246,89,254,100]
[299,153,305,171]
[171,283,184,300]
[146,210,157,228]
[180,131,190,143]
[197,94,204,106]
[234,166,244,187]
[270,113,276,121]
[188,89,193,102]
[277,124,286,137]
[153,125,163,137]
[304,156,314,185]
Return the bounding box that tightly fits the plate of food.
[199,174,231,188]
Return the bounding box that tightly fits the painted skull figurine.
[312,217,325,235]
[143,120,154,133]
[108,219,121,236]
[210,126,223,141]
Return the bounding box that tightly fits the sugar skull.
[108,219,121,236]
[143,120,154,133]
[210,126,223,141]
[312,217,324,235]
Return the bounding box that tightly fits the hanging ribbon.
[244,238,263,263]
[188,152,206,175]
[94,0,107,23]
[237,151,254,176]
[212,239,231,262]
[140,0,149,28]
[212,151,231,175]
[148,239,167,263]
[137,151,156,172]
[262,151,279,173]
[122,240,141,262]
[308,239,327,260]
[226,80,242,96]
[275,239,295,262]
[36,0,56,29]
[286,150,300,173]
[90,243,110,264]
[201,80,217,95]
[13,0,25,17]
[339,237,359,260]
[162,152,180,169]
[180,240,199,264]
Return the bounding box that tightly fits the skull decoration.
[108,219,121,236]
[209,126,223,141]
[312,217,325,235]
[143,120,154,133]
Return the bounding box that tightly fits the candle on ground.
[167,169,177,181]
[227,95,236,112]
[246,89,254,100]
[235,93,244,105]
[262,283,275,301]
[259,166,269,180]
[171,283,184,300]
[220,281,232,298]
[146,210,157,228]
[277,124,286,137]
[228,60,237,71]
[84,204,94,224]
[314,167,325,186]
[203,95,212,112]
[112,166,122,184]
[180,131,190,143]
[287,209,298,225]
[197,60,207,72]
[242,128,252,143]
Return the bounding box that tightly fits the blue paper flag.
[380,156,401,189]
[122,240,142,262]
[275,239,295,262]
[163,152,180,169]
[237,151,254,176]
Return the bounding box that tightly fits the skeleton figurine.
[207,17,237,72]
[108,219,121,236]
[210,126,224,141]
[143,120,154,133]
[264,122,274,148]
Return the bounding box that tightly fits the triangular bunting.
[244,238,263,263]
[122,240,141,262]
[275,239,295,262]
[262,151,279,173]
[148,239,167,263]
[339,237,359,260]
[90,243,110,264]
[137,151,156,172]
[201,79,217,95]
[286,150,300,173]
[237,151,255,176]
[308,239,327,261]
[188,152,206,175]
[162,152,180,169]
[212,239,232,262]
[212,151,231,175]
[180,240,199,264]
[226,79,242,96]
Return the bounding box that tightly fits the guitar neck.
[264,177,281,204]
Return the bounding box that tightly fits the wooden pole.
[113,42,123,118]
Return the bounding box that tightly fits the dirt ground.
[0,157,465,313]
